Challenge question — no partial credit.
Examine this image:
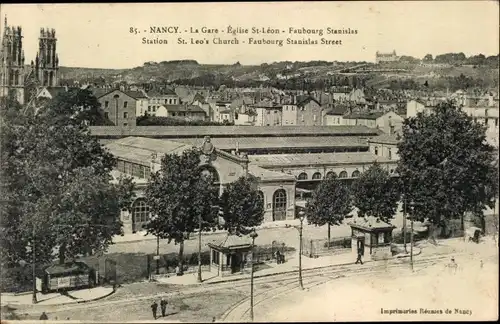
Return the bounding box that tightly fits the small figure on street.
[480,260,484,269]
[275,250,281,264]
[450,257,458,274]
[355,250,363,265]
[39,312,48,320]
[160,298,168,317]
[151,300,158,320]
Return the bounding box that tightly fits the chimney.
[236,142,239,153]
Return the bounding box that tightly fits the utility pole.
[156,235,160,275]
[32,226,37,304]
[403,193,407,253]
[197,213,203,283]
[249,230,258,322]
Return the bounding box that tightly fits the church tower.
[35,27,59,87]
[0,16,26,104]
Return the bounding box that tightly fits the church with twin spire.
[0,16,60,105]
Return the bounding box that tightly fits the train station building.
[99,125,399,233]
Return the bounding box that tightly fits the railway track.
[219,254,457,322]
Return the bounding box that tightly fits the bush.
[323,237,351,249]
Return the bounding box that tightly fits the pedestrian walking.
[450,257,458,274]
[160,298,168,317]
[275,250,281,264]
[151,300,158,320]
[480,260,484,269]
[355,250,363,265]
[39,312,48,320]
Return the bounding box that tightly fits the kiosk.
[349,216,395,260]
[208,235,254,277]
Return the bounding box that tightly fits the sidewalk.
[112,219,302,244]
[1,287,114,307]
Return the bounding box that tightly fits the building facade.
[376,50,399,64]
[97,89,144,127]
[296,96,323,126]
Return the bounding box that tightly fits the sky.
[1,1,499,69]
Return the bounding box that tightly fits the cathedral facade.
[0,17,59,105]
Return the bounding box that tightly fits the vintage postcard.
[0,1,498,323]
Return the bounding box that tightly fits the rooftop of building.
[248,164,296,181]
[348,216,395,232]
[367,133,401,145]
[163,104,206,113]
[105,137,192,165]
[89,125,381,138]
[343,111,387,120]
[170,136,370,151]
[248,151,392,167]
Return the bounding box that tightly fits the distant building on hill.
[376,50,399,64]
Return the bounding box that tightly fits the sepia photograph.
[0,1,498,322]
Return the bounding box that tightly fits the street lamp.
[249,229,258,322]
[197,212,203,283]
[407,201,423,271]
[297,210,306,290]
[156,235,160,275]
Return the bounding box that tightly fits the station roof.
[248,164,296,182]
[170,136,369,151]
[248,152,392,167]
[367,133,400,145]
[105,137,192,165]
[89,125,381,138]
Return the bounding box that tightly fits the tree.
[306,175,352,245]
[0,90,135,267]
[397,101,498,239]
[423,54,433,62]
[144,149,219,275]
[219,175,264,236]
[351,163,400,224]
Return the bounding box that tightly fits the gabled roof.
[326,106,349,116]
[125,90,148,99]
[297,96,321,107]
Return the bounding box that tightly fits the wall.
[98,90,137,127]
[297,100,322,126]
[282,104,297,125]
[255,107,282,126]
[324,114,344,126]
[376,111,404,134]
[259,182,296,222]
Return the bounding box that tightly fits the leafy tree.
[0,90,135,267]
[351,163,400,223]
[397,101,498,239]
[219,175,264,236]
[306,175,352,245]
[423,54,433,62]
[144,149,219,275]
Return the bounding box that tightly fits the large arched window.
[326,171,337,179]
[298,172,308,180]
[272,189,287,221]
[339,171,348,178]
[351,170,360,178]
[312,172,322,180]
[132,198,150,232]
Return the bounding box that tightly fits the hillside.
[57,58,499,90]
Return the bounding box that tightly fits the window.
[123,101,128,108]
[485,118,489,125]
[132,199,150,224]
[104,112,109,119]
[148,106,152,112]
[298,172,308,180]
[312,172,322,180]
[292,106,295,111]
[496,118,499,127]
[374,146,379,155]
[388,148,392,160]
[123,112,128,118]
[326,171,337,179]
[133,163,143,178]
[105,101,109,108]
[338,171,348,178]
[272,189,287,221]
[352,170,360,178]
[165,99,168,105]
[123,123,128,126]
